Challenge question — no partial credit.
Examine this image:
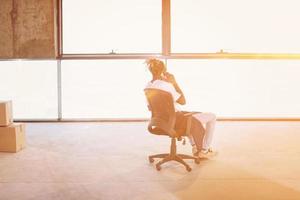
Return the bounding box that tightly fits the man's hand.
[164,72,176,85]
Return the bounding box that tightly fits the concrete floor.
[1,121,300,200]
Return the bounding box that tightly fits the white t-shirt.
[145,80,182,111]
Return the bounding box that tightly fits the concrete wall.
[0,0,14,58]
[0,0,57,58]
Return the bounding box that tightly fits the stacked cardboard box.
[0,101,26,153]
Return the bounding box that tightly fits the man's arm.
[164,72,186,105]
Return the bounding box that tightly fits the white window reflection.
[172,0,300,53]
[61,60,151,118]
[167,59,300,118]
[0,61,58,119]
[63,0,161,53]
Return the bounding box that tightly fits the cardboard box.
[0,101,13,126]
[0,123,26,153]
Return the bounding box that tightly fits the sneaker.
[198,148,218,158]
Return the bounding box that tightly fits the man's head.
[146,59,166,77]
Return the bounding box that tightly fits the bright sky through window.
[63,0,161,53]
[172,0,300,53]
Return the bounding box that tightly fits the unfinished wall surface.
[0,0,57,58]
[0,0,14,58]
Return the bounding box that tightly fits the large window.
[171,0,300,53]
[63,0,161,53]
[1,1,300,120]
[0,61,58,119]
[61,60,150,118]
[167,59,300,117]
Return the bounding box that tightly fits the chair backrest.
[144,88,177,136]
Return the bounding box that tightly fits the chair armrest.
[183,112,201,116]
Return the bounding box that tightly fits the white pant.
[189,112,216,150]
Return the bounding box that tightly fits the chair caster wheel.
[149,157,154,163]
[195,158,200,164]
[156,164,161,171]
[186,166,192,172]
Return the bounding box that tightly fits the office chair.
[144,88,200,172]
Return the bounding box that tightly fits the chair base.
[149,153,199,171]
[149,137,200,171]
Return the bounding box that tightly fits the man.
[145,58,217,157]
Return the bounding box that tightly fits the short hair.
[146,59,166,77]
